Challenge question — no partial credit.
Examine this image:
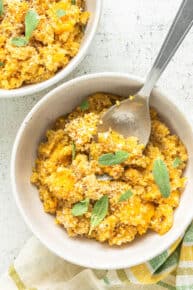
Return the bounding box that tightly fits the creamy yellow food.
[31,93,188,246]
[0,0,89,89]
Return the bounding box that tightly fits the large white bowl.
[0,0,101,98]
[11,73,193,269]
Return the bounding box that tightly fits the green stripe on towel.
[157,281,176,290]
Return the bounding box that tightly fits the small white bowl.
[11,73,193,269]
[0,0,101,98]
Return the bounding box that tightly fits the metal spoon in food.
[98,0,193,146]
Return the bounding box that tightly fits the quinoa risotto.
[0,0,89,89]
[31,93,188,246]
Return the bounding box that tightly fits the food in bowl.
[31,93,188,246]
[0,0,89,89]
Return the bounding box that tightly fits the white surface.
[0,0,101,98]
[1,0,193,273]
[11,73,193,269]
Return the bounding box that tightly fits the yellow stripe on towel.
[180,245,193,261]
[116,269,130,283]
[130,264,172,284]
[9,265,37,290]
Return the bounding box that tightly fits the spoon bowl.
[98,95,151,145]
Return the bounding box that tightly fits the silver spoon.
[98,0,193,146]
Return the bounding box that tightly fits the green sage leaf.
[11,37,28,47]
[89,195,108,233]
[56,9,66,18]
[0,62,4,66]
[71,0,76,4]
[81,25,86,33]
[11,10,39,46]
[98,151,129,166]
[25,10,39,41]
[119,190,133,202]
[153,158,171,198]
[173,157,182,168]
[72,198,89,216]
[80,99,89,111]
[0,0,4,16]
[72,142,76,161]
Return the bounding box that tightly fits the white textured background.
[1,0,193,274]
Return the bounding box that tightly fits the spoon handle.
[139,0,193,97]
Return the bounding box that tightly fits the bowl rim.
[11,72,193,269]
[0,0,102,99]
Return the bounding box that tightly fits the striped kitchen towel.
[1,222,193,290]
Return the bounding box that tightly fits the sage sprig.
[25,10,39,40]
[72,142,76,161]
[56,9,66,18]
[80,99,89,111]
[0,62,4,67]
[173,157,182,168]
[98,151,129,166]
[11,37,28,47]
[89,195,108,234]
[71,0,76,5]
[119,190,133,202]
[153,158,171,198]
[72,198,89,216]
[0,0,4,16]
[11,10,39,47]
